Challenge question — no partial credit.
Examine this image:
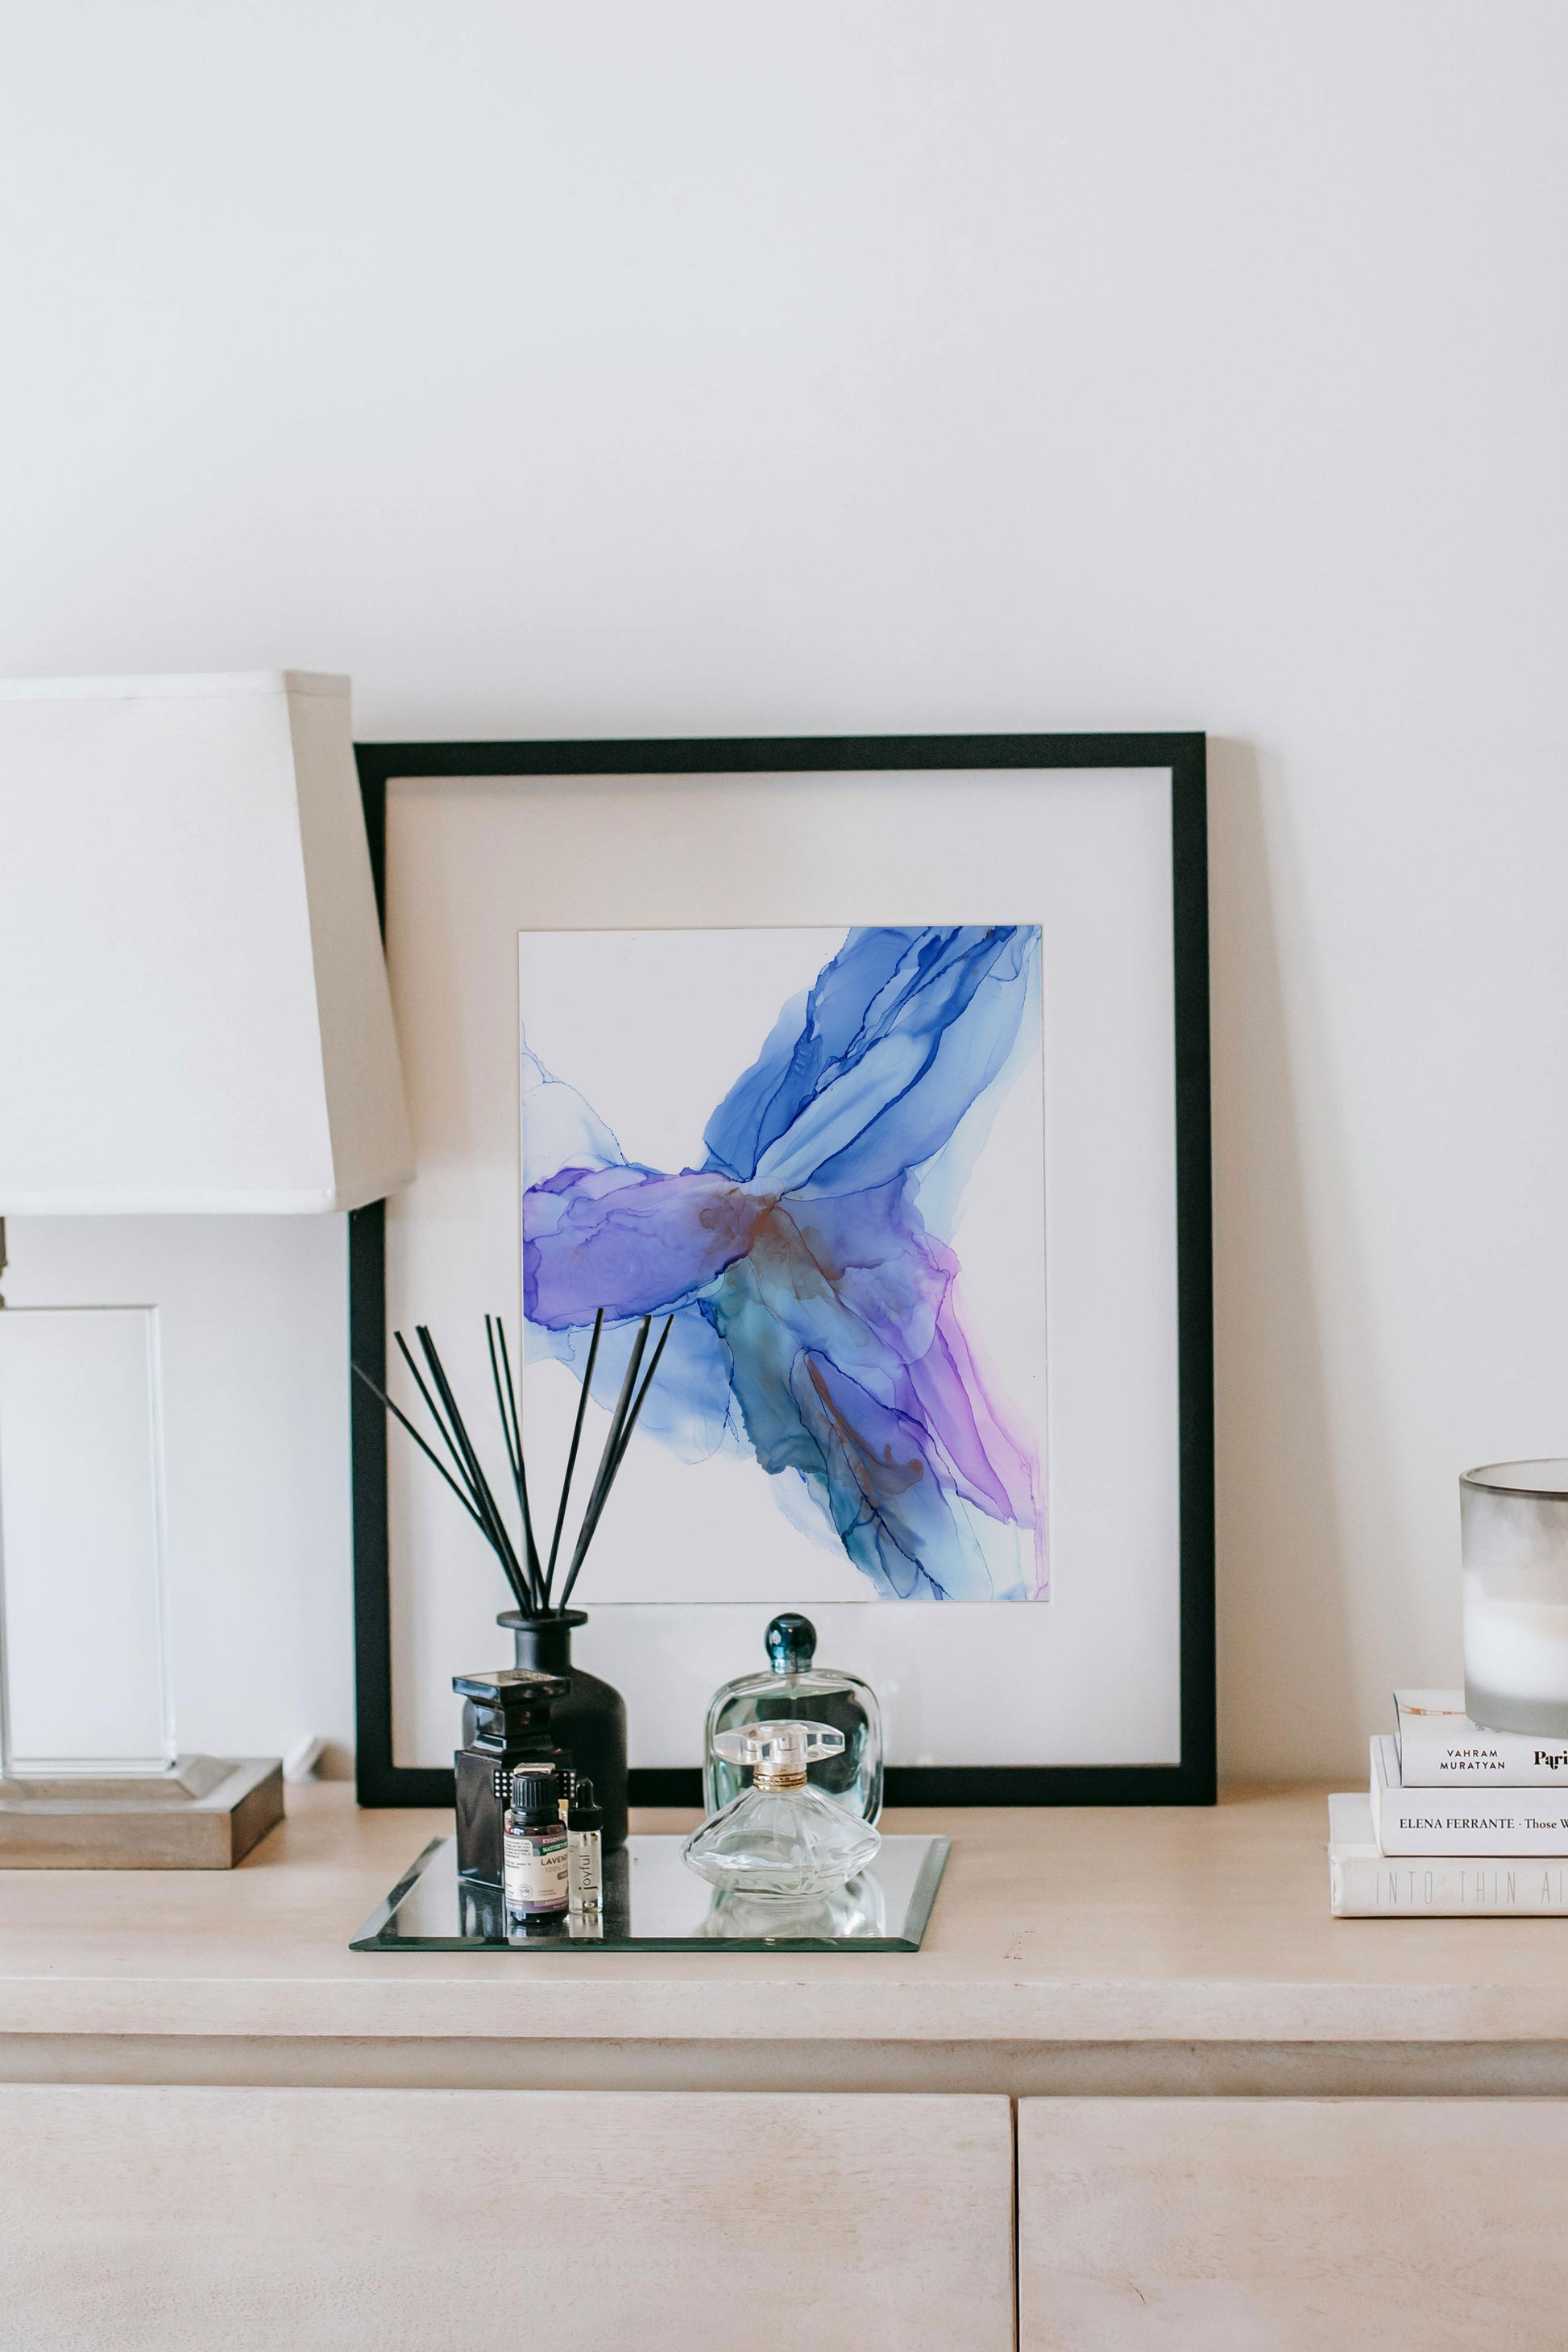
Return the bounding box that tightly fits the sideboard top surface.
[2,1784,1565,2046]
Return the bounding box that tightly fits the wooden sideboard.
[5,1785,1568,2349]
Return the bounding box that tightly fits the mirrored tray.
[352,1833,950,1953]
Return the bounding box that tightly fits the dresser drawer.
[1020,2094,1568,2349]
[0,2084,1012,2352]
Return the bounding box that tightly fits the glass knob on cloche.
[703,1612,883,1824]
[682,1720,881,1898]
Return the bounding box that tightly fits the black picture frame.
[350,732,1214,1810]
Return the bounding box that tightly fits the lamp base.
[0,1755,284,1868]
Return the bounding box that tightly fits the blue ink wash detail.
[521,926,1044,1600]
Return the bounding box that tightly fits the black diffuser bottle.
[500,1608,628,1853]
[355,1306,665,1869]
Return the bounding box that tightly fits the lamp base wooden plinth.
[0,1756,284,1868]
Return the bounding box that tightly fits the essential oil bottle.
[567,1776,604,1912]
[504,1768,570,1926]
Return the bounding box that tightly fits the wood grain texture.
[0,2084,1013,2352]
[9,1783,1568,2049]
[1019,2096,1568,2349]
[16,2031,1568,2097]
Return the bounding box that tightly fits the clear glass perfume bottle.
[700,1873,889,1942]
[682,1720,881,1897]
[703,1614,883,1824]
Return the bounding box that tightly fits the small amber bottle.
[503,1769,569,1927]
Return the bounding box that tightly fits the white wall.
[4,0,1566,1782]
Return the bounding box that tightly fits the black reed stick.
[609,1313,674,1486]
[389,1329,503,1546]
[558,1315,674,1612]
[420,1330,525,1599]
[564,1316,650,1582]
[416,1325,531,1611]
[394,1330,479,1504]
[355,1352,530,1613]
[495,1317,543,1607]
[542,1309,604,1608]
[415,1325,497,1523]
[487,1315,541,1609]
[351,1362,491,1536]
[361,1309,672,1620]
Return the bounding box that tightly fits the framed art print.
[349,733,1213,1807]
[516,920,1047,1607]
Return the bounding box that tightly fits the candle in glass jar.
[1462,1462,1568,1736]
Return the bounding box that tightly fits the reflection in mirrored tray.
[351,1834,950,1953]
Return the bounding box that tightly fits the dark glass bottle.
[500,1608,628,1852]
[451,1666,567,1886]
[504,1768,570,1926]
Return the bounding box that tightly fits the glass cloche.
[703,1613,883,1823]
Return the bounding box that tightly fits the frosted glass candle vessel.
[1462,1462,1568,1736]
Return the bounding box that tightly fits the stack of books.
[1329,1690,1568,1915]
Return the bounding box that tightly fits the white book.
[1329,1792,1568,1915]
[1394,1687,1568,1786]
[1370,1735,1568,1855]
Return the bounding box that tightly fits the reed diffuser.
[354,1306,672,1851]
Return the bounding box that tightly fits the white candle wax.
[1464,1587,1568,1704]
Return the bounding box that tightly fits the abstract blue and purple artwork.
[519,925,1047,1605]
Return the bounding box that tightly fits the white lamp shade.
[0,671,413,1213]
